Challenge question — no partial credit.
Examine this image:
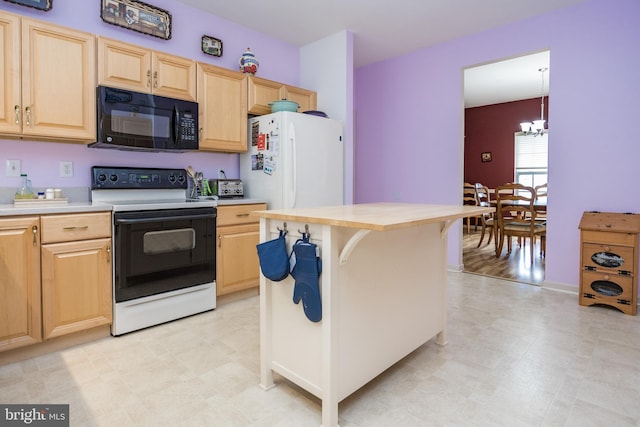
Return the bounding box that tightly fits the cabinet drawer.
[41,212,111,243]
[581,230,636,246]
[580,270,636,314]
[582,242,634,274]
[217,203,266,226]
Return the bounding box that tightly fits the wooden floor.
[462,227,545,285]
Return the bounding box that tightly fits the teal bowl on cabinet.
[269,99,299,112]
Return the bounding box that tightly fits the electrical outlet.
[6,160,21,177]
[60,161,73,177]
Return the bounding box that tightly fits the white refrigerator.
[240,112,344,209]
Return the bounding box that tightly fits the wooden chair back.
[463,182,477,206]
[495,182,546,263]
[474,183,491,208]
[534,183,547,202]
[463,182,478,233]
[474,183,494,247]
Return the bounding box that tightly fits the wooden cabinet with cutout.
[579,212,640,315]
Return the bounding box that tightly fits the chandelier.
[520,67,548,136]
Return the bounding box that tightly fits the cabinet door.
[0,217,41,352]
[197,63,248,152]
[21,18,96,141]
[41,238,112,339]
[97,37,151,94]
[248,76,283,115]
[152,52,196,101]
[0,12,21,136]
[284,85,317,112]
[216,223,261,296]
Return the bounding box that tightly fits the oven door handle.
[115,213,216,224]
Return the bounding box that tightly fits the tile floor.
[2,273,640,426]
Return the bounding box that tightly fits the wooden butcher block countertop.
[251,202,493,231]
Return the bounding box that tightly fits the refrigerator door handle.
[288,121,297,207]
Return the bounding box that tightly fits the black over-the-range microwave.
[91,86,199,152]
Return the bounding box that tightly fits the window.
[515,132,548,188]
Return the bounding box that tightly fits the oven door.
[113,207,216,302]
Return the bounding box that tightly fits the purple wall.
[0,0,300,189]
[355,0,640,290]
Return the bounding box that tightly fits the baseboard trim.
[542,280,579,295]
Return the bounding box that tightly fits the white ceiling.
[464,51,550,108]
[174,0,581,106]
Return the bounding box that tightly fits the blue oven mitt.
[290,234,322,322]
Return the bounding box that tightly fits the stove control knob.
[168,173,176,183]
[177,174,185,183]
[97,173,107,182]
[110,174,118,182]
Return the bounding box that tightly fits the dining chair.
[474,183,494,247]
[463,182,479,233]
[495,182,546,264]
[534,183,548,256]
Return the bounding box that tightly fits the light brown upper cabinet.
[0,12,96,142]
[248,75,317,115]
[283,84,317,113]
[97,37,196,101]
[197,62,248,153]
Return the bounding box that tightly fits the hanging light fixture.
[520,67,548,136]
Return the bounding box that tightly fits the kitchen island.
[252,203,493,427]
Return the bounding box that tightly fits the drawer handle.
[106,245,111,263]
[63,226,89,231]
[218,233,222,248]
[14,105,20,124]
[236,213,250,217]
[32,225,38,246]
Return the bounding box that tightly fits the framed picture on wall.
[100,0,172,40]
[481,152,492,162]
[3,0,52,11]
[201,35,223,57]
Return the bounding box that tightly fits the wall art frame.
[481,152,492,162]
[3,0,52,11]
[100,0,171,40]
[201,35,223,57]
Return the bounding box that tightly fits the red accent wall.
[464,98,549,189]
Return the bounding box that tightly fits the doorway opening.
[461,50,550,285]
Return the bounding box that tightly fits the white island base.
[254,203,492,427]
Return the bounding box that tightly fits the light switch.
[60,161,73,177]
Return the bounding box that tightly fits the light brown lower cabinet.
[0,216,42,352]
[0,212,112,353]
[216,203,266,296]
[41,238,112,339]
[40,212,112,339]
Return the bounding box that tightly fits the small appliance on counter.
[209,179,244,198]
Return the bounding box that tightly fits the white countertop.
[0,198,267,216]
